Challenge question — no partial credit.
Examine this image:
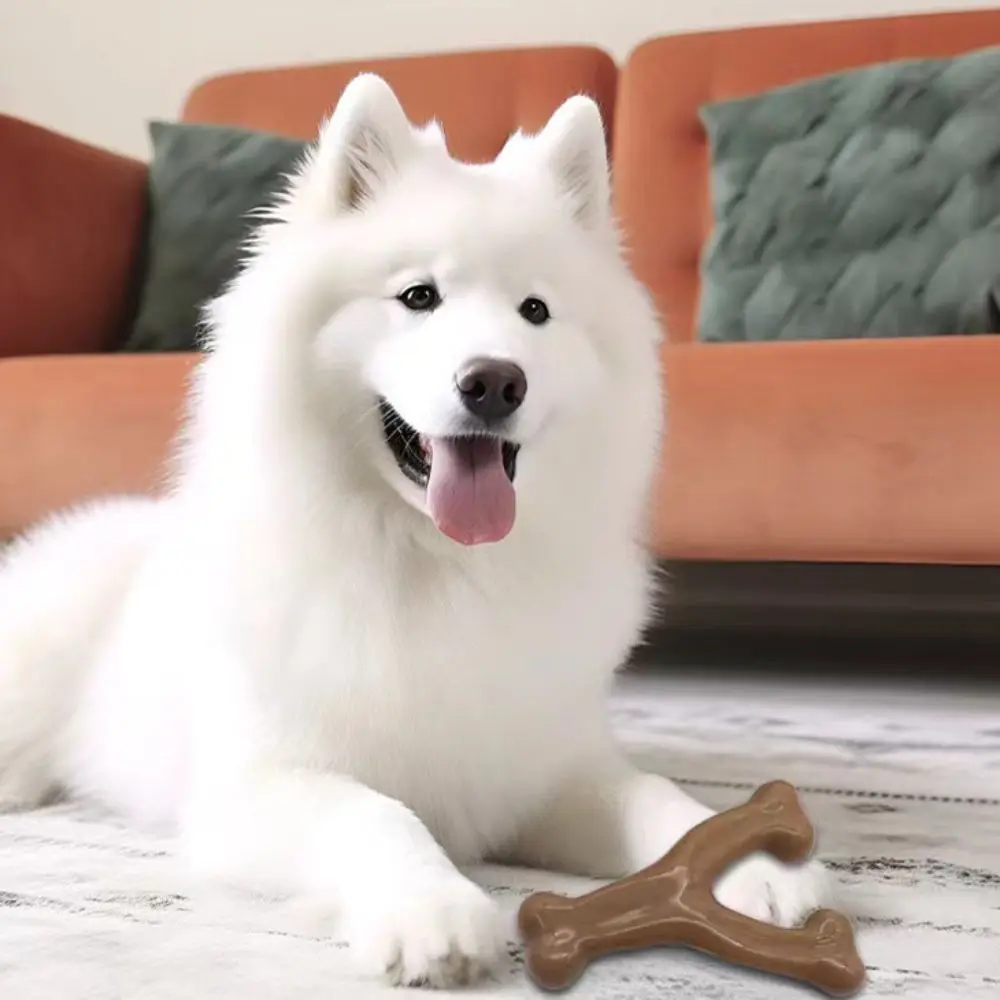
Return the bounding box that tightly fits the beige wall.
[0,0,971,157]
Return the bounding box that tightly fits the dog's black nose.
[455,358,527,424]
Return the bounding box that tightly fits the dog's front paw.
[345,870,505,988]
[715,856,835,927]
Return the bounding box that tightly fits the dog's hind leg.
[0,497,159,811]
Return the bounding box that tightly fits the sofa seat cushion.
[655,335,1000,563]
[0,354,195,538]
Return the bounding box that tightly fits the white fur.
[0,75,831,987]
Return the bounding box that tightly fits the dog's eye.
[518,296,550,326]
[398,283,441,312]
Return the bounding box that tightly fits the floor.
[1,661,998,999]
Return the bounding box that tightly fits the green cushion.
[698,45,1000,343]
[120,121,307,352]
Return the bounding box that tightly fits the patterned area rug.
[1,670,997,999]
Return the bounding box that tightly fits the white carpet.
[1,669,997,999]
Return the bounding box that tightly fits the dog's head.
[238,75,662,547]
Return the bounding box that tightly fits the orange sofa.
[3,9,1000,577]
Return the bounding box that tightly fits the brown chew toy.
[518,780,865,997]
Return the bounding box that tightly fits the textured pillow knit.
[120,121,307,352]
[698,44,1000,343]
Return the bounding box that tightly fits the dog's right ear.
[293,74,417,216]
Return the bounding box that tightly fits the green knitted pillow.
[121,121,307,352]
[698,45,1000,342]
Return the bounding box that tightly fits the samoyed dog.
[0,76,829,986]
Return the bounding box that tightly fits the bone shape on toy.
[518,780,865,997]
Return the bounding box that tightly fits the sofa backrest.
[612,8,1000,344]
[182,46,618,163]
[182,12,1000,345]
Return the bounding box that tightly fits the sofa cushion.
[0,355,195,538]
[657,337,1000,563]
[698,44,1000,342]
[612,11,1000,345]
[121,121,306,352]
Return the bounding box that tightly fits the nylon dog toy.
[518,780,865,996]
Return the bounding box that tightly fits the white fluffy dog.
[0,76,829,987]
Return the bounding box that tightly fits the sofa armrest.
[0,115,148,358]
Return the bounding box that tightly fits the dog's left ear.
[296,74,417,216]
[534,96,612,231]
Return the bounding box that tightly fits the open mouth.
[378,398,521,546]
[378,399,519,488]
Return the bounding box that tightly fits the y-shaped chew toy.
[518,780,864,996]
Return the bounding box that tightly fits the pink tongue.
[426,437,516,545]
